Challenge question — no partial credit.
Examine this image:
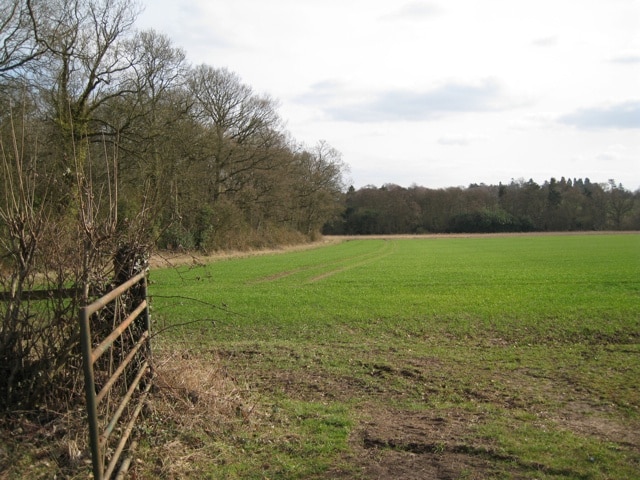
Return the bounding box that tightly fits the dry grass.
[149,237,341,269]
[151,347,250,427]
[130,347,260,478]
[0,347,256,479]
[0,406,92,479]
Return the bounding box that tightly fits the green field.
[145,234,640,479]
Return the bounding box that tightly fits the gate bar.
[100,360,150,448]
[79,305,103,480]
[96,330,149,404]
[91,300,147,364]
[85,272,146,316]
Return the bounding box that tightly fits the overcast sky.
[138,0,640,190]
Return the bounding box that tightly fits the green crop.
[143,234,640,479]
[152,234,639,345]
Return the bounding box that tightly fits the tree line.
[0,0,347,411]
[0,0,347,253]
[324,178,639,235]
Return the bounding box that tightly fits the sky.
[137,0,640,190]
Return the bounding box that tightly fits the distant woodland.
[325,178,639,235]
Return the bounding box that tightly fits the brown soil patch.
[242,365,507,479]
[346,408,500,480]
[265,372,516,479]
[554,400,640,447]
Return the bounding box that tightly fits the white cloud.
[560,101,640,130]
[295,80,347,105]
[609,54,640,64]
[138,0,640,190]
[139,2,234,51]
[531,36,558,47]
[381,1,442,21]
[596,144,626,162]
[509,112,559,130]
[325,79,517,122]
[438,134,488,146]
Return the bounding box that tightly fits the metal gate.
[79,270,153,479]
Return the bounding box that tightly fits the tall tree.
[103,29,190,228]
[187,65,283,203]
[0,0,41,77]
[292,140,347,235]
[32,0,141,206]
[607,180,635,229]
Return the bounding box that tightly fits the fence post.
[142,274,152,360]
[79,306,103,480]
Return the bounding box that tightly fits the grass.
[137,234,640,479]
[3,234,638,478]
[153,235,638,345]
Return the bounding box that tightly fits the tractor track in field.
[306,240,397,283]
[247,239,397,285]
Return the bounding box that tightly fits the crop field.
[142,234,640,479]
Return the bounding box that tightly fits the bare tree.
[187,65,283,202]
[101,29,190,234]
[607,180,634,229]
[0,104,124,410]
[0,0,161,412]
[0,0,41,76]
[292,140,348,236]
[31,0,141,188]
